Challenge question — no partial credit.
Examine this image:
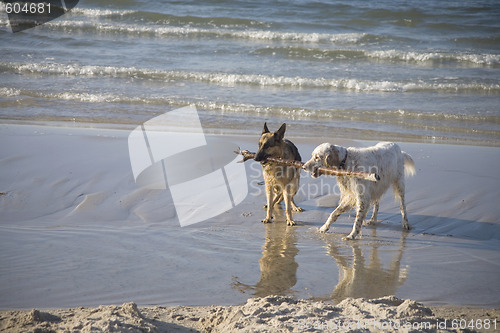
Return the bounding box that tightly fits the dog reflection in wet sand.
[322,231,409,301]
[232,221,408,301]
[233,218,298,297]
[254,123,303,226]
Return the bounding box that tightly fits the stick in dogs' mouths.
[310,167,320,179]
[234,148,379,182]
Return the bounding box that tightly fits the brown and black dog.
[254,123,303,225]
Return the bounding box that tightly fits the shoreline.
[1,118,499,148]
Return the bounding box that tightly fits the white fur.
[303,142,415,240]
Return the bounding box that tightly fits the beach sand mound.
[200,295,442,332]
[1,296,480,333]
[1,302,157,333]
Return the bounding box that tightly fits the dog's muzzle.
[303,161,320,178]
[254,152,268,162]
[310,167,320,178]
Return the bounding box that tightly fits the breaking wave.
[2,87,497,125]
[254,46,500,66]
[39,19,369,44]
[2,61,499,93]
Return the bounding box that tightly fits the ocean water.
[0,0,499,146]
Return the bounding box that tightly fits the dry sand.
[2,295,499,332]
[1,123,499,332]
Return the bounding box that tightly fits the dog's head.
[303,143,343,178]
[254,123,286,162]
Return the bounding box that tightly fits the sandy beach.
[0,123,499,332]
[2,296,500,332]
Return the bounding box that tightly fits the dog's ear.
[325,153,331,167]
[325,147,339,168]
[262,122,270,134]
[274,123,286,141]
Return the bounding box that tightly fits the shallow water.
[1,202,499,309]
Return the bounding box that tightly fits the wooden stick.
[235,148,380,182]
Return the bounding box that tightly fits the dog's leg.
[263,192,282,210]
[344,201,369,240]
[272,192,283,207]
[367,201,379,225]
[291,171,303,212]
[319,198,351,233]
[291,198,304,212]
[394,180,411,230]
[283,188,296,226]
[262,183,274,223]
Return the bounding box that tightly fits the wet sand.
[0,123,499,331]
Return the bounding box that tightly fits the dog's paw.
[365,219,376,226]
[287,219,296,226]
[293,206,304,212]
[342,234,356,241]
[262,217,272,224]
[403,223,411,230]
[318,225,329,233]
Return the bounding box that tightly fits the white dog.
[303,142,415,240]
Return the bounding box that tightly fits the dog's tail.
[402,151,416,177]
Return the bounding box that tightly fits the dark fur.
[254,123,303,225]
